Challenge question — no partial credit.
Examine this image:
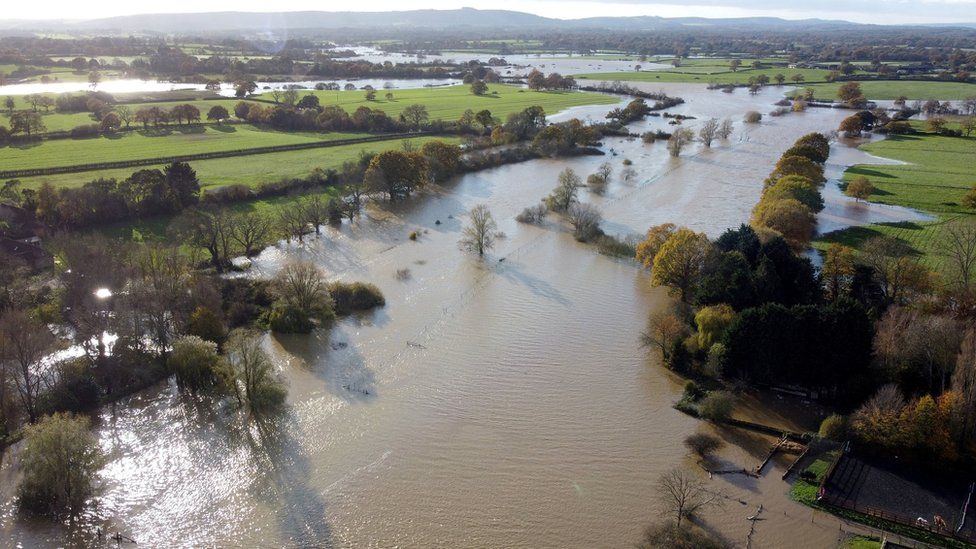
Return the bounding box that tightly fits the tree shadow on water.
[275,326,378,402]
[236,409,335,547]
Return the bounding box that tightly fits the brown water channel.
[0,84,926,548]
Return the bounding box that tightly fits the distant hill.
[0,8,964,34]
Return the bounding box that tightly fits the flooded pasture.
[0,83,920,548]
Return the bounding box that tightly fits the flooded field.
[0,83,921,548]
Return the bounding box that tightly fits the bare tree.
[0,310,55,423]
[230,211,273,257]
[459,204,497,256]
[226,329,286,413]
[717,119,734,139]
[936,223,976,293]
[657,467,722,528]
[667,128,695,157]
[278,203,308,244]
[170,208,234,272]
[952,330,976,445]
[567,203,603,242]
[597,162,613,181]
[274,260,331,317]
[301,195,330,235]
[698,118,719,147]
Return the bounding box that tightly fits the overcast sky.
[8,0,976,25]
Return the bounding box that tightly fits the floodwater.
[0,78,462,97]
[0,83,925,548]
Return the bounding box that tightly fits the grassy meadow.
[794,80,976,100]
[18,135,457,190]
[251,83,617,121]
[0,125,370,172]
[814,130,976,269]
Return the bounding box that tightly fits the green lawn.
[0,125,370,172]
[814,131,976,269]
[18,135,455,190]
[252,84,617,121]
[793,80,976,100]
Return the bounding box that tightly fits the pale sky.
[7,0,976,25]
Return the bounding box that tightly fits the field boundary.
[0,131,436,179]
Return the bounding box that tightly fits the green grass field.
[793,80,976,100]
[0,124,370,172]
[814,131,976,269]
[18,135,455,190]
[252,84,617,121]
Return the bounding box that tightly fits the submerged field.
[815,131,976,268]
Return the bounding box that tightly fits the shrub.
[883,120,914,134]
[567,202,603,242]
[698,391,734,422]
[684,433,725,458]
[683,380,705,401]
[819,413,847,440]
[268,301,316,333]
[39,360,100,415]
[595,234,637,257]
[328,281,386,315]
[69,124,101,138]
[18,413,104,516]
[185,305,227,344]
[168,335,227,393]
[586,173,608,193]
[744,111,762,123]
[516,204,548,224]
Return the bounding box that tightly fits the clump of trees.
[751,133,829,251]
[525,69,576,91]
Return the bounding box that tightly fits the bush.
[595,234,637,257]
[744,111,762,124]
[516,204,548,224]
[698,391,734,422]
[328,281,386,315]
[168,335,227,393]
[185,305,227,344]
[39,360,100,415]
[268,301,316,333]
[683,380,705,401]
[69,124,101,138]
[18,413,104,516]
[684,433,724,457]
[819,413,847,440]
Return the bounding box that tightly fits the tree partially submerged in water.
[269,260,335,333]
[459,204,497,256]
[226,330,287,413]
[18,413,104,517]
[544,168,581,212]
[656,467,722,528]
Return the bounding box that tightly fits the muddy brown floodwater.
[0,83,928,548]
